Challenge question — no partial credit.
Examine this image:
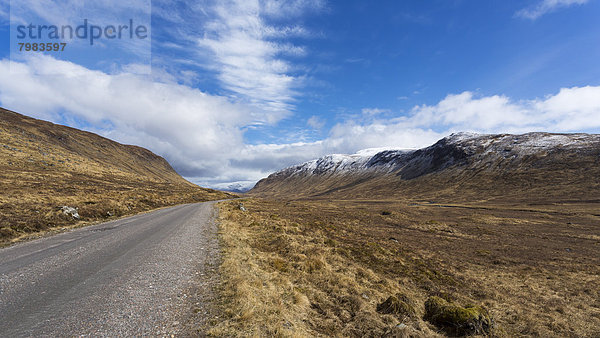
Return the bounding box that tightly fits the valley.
[2,2,599,337]
[213,132,600,336]
[1,108,598,336]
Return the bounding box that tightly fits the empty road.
[0,202,221,336]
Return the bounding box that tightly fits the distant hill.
[250,132,600,203]
[0,107,234,243]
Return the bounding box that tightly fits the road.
[0,202,221,337]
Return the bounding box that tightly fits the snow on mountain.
[211,181,256,193]
[250,131,600,200]
[265,132,600,180]
[280,149,415,177]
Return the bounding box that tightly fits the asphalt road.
[0,202,221,337]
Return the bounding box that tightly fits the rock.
[238,203,246,211]
[377,293,416,318]
[61,206,80,219]
[107,211,114,217]
[424,296,492,335]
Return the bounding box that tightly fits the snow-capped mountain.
[211,181,256,193]
[271,150,412,177]
[261,132,599,178]
[251,132,600,201]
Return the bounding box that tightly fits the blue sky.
[0,0,599,189]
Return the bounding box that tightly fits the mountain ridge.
[250,132,600,203]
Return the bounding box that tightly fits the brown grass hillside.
[0,108,234,244]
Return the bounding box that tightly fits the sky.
[0,0,599,190]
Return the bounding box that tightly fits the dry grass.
[212,199,435,337]
[211,198,600,337]
[208,201,316,337]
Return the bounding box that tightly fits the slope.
[0,107,234,243]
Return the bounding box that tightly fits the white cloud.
[260,0,326,18]
[533,86,600,130]
[406,88,600,132]
[307,115,325,129]
[195,0,318,115]
[516,0,589,20]
[325,124,442,153]
[361,108,390,116]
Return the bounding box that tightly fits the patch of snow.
[354,147,415,157]
[444,132,485,143]
[519,134,584,149]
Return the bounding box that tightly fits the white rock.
[61,206,80,219]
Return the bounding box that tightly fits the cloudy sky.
[0,0,599,190]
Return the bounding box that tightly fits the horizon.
[1,0,599,190]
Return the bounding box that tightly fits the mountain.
[0,107,234,243]
[212,181,255,194]
[250,132,600,203]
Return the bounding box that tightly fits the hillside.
[0,108,234,243]
[251,132,600,203]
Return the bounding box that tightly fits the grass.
[210,197,600,337]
